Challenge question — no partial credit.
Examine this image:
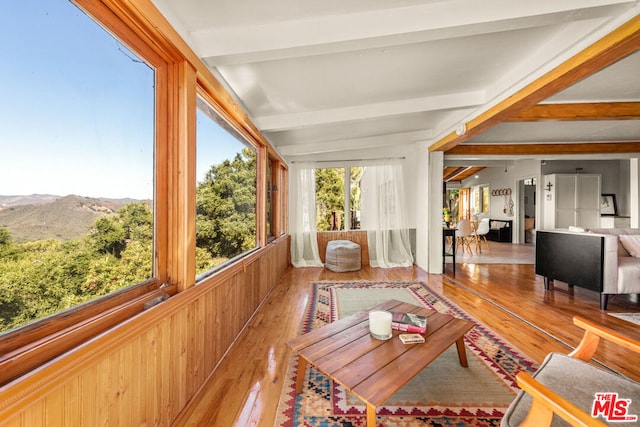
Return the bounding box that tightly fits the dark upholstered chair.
[501,316,640,427]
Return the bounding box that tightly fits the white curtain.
[360,160,414,268]
[289,162,323,267]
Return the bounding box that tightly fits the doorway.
[518,177,537,244]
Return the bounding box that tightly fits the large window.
[470,184,490,216]
[0,0,284,386]
[195,96,257,275]
[0,1,155,334]
[316,167,346,230]
[266,156,286,240]
[315,166,363,231]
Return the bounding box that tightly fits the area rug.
[608,312,640,326]
[275,281,538,427]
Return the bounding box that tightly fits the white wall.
[618,160,631,217]
[422,149,440,272]
[541,159,630,216]
[632,158,639,228]
[457,159,635,238]
[459,159,540,243]
[461,159,540,220]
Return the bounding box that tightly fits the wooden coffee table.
[286,299,474,427]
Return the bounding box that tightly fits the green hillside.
[0,195,135,243]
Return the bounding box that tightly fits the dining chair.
[456,219,475,255]
[475,218,491,252]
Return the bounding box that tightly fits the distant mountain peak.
[0,195,141,243]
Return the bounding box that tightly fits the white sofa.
[588,228,640,309]
[535,228,640,309]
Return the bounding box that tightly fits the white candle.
[369,310,392,340]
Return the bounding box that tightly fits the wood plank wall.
[317,231,369,266]
[0,237,289,426]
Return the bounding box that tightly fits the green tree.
[0,227,10,246]
[91,216,126,257]
[315,168,345,231]
[119,201,153,242]
[0,226,19,259]
[82,240,152,297]
[82,202,153,296]
[89,201,153,258]
[0,202,154,332]
[350,167,363,228]
[0,239,89,331]
[196,148,257,262]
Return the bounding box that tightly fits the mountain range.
[0,194,139,243]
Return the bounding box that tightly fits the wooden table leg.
[455,337,469,367]
[295,357,307,394]
[366,403,377,427]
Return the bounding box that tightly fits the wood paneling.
[443,166,486,182]
[0,238,289,426]
[0,0,292,425]
[445,142,640,156]
[507,102,640,121]
[317,231,369,266]
[175,262,640,426]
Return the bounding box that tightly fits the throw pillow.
[490,221,506,230]
[619,235,640,258]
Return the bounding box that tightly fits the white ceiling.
[151,0,640,162]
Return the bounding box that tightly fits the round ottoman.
[325,240,361,272]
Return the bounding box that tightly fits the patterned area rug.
[275,281,538,427]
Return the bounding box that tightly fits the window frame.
[194,91,260,278]
[314,163,364,231]
[0,0,289,385]
[0,0,173,385]
[265,155,286,241]
[470,184,490,215]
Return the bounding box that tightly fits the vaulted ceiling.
[151,0,640,170]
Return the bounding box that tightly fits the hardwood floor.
[175,255,640,426]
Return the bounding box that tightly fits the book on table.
[390,311,427,334]
[399,333,425,344]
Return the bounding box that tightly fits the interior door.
[555,175,576,228]
[576,174,601,228]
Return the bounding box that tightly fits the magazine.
[390,311,427,334]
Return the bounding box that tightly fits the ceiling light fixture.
[455,123,466,136]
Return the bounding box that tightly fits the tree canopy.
[315,167,363,231]
[196,147,257,270]
[0,201,154,332]
[0,149,259,332]
[315,167,345,231]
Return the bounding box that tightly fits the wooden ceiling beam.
[445,142,640,156]
[443,166,486,182]
[443,166,464,180]
[429,14,640,152]
[443,166,468,181]
[507,102,640,121]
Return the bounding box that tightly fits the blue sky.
[0,1,241,200]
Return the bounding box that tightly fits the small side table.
[443,227,456,274]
